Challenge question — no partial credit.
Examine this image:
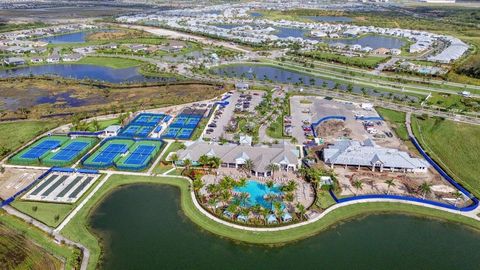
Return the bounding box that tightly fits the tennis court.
[83,139,134,169]
[161,113,203,140]
[42,137,98,166]
[119,113,167,138]
[9,136,97,166]
[116,140,163,171]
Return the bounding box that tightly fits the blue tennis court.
[121,125,140,136]
[137,126,153,137]
[123,145,155,165]
[162,127,180,138]
[92,143,128,164]
[21,140,62,159]
[50,142,88,161]
[177,128,194,139]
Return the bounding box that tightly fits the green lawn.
[10,201,74,228]
[0,120,61,159]
[303,51,386,69]
[0,210,79,270]
[266,114,288,139]
[72,118,120,132]
[190,118,208,141]
[60,174,480,270]
[152,163,173,175]
[375,107,409,140]
[160,141,185,161]
[412,116,480,197]
[75,56,144,69]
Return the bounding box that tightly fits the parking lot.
[290,96,401,147]
[22,171,100,203]
[203,91,263,141]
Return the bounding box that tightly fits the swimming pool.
[233,180,283,209]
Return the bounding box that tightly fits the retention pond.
[90,184,480,270]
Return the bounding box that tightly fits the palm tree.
[170,153,178,167]
[352,180,363,196]
[385,179,395,195]
[237,177,247,188]
[243,159,255,176]
[209,156,221,172]
[198,154,209,169]
[296,203,306,221]
[273,201,283,218]
[260,207,270,225]
[220,190,232,207]
[419,181,432,199]
[266,163,280,179]
[183,158,192,172]
[193,178,204,193]
[266,180,275,189]
[238,192,250,206]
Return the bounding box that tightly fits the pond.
[210,64,419,102]
[303,15,353,23]
[0,64,175,83]
[90,184,480,270]
[39,29,117,44]
[40,31,89,43]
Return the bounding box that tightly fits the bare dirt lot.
[0,167,45,200]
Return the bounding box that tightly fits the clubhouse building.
[176,141,301,177]
[323,139,430,173]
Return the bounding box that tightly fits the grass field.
[0,210,79,270]
[375,107,409,140]
[266,114,287,139]
[0,222,62,270]
[160,141,185,161]
[303,51,387,69]
[412,116,480,197]
[73,118,121,132]
[60,174,480,270]
[75,56,143,69]
[11,201,74,228]
[0,120,61,159]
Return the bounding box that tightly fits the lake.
[39,29,116,44]
[40,31,89,43]
[90,184,480,270]
[0,64,175,83]
[210,64,419,102]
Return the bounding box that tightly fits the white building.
[323,139,429,173]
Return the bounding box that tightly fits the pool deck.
[201,167,315,210]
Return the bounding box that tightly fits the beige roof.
[177,142,299,173]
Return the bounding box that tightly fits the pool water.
[234,180,282,209]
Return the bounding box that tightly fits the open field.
[0,120,61,159]
[0,210,79,269]
[0,222,62,270]
[75,56,143,69]
[412,116,480,197]
[60,174,480,270]
[301,51,387,69]
[375,108,409,140]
